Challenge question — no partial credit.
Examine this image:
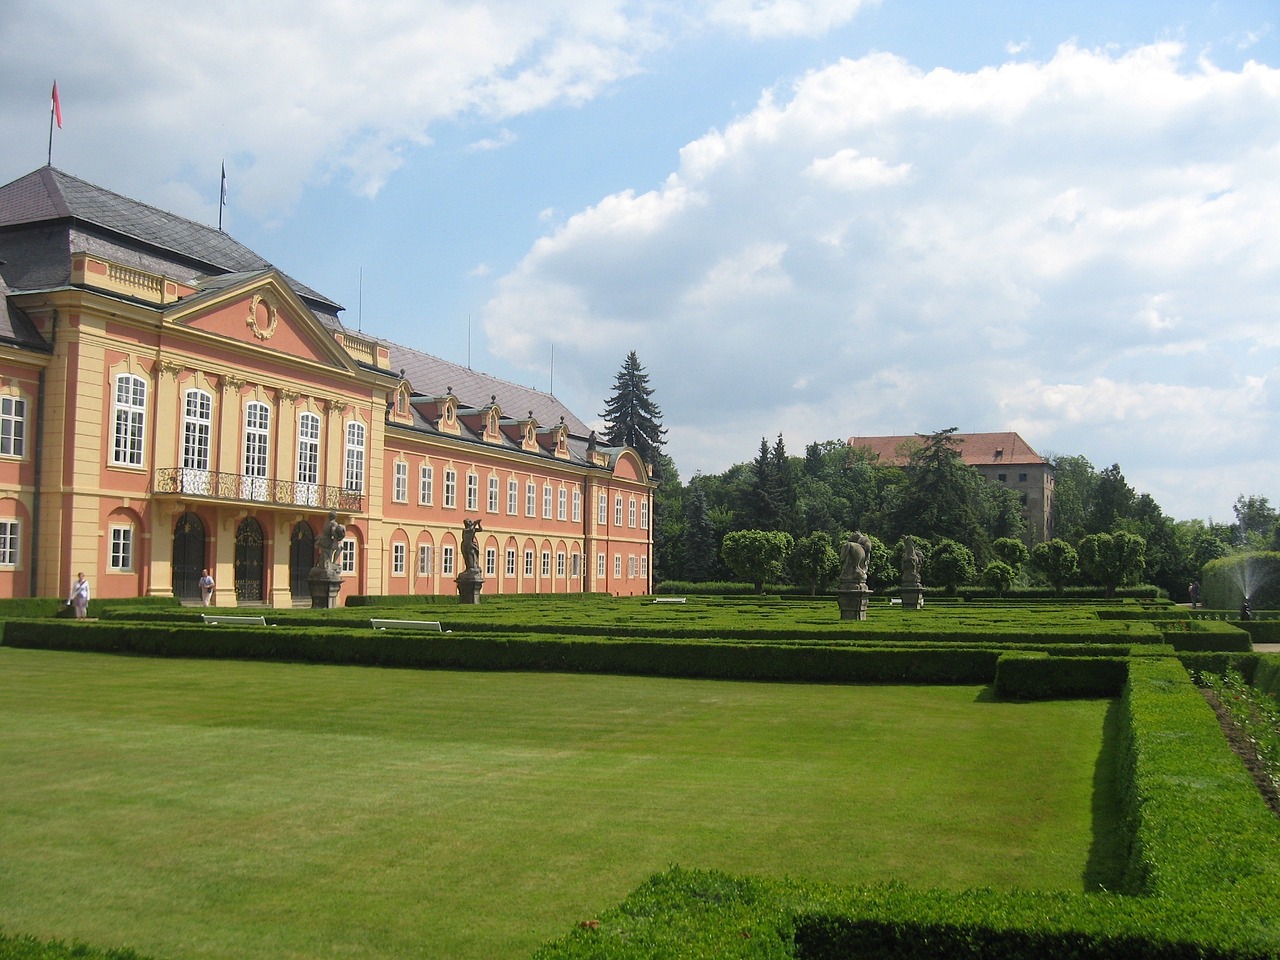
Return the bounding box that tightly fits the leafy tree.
[1078,531,1146,597]
[991,537,1029,571]
[682,479,718,582]
[599,351,665,463]
[982,561,1016,596]
[791,531,840,595]
[929,538,976,595]
[1046,454,1096,543]
[861,533,894,589]
[1030,538,1078,595]
[721,529,794,594]
[892,428,989,560]
[1088,464,1136,535]
[1233,495,1279,549]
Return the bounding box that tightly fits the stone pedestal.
[308,568,342,609]
[455,570,485,604]
[835,583,872,621]
[900,586,924,610]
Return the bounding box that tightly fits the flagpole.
[48,81,62,166]
[47,105,53,166]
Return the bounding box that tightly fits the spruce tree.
[600,351,666,463]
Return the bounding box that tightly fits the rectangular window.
[1018,472,1029,483]
[109,527,133,571]
[572,489,581,523]
[485,547,497,577]
[614,496,623,526]
[571,553,581,578]
[344,421,365,493]
[297,411,320,486]
[542,484,553,519]
[0,520,17,566]
[598,492,608,525]
[556,551,566,577]
[526,481,536,517]
[628,498,636,528]
[420,464,434,505]
[640,555,649,578]
[640,500,649,530]
[507,479,518,515]
[393,461,408,502]
[524,549,535,577]
[392,542,406,575]
[442,545,455,575]
[597,553,606,579]
[417,544,433,575]
[339,539,356,574]
[242,401,270,501]
[628,555,637,578]
[488,476,499,513]
[557,488,567,521]
[444,468,457,508]
[466,473,479,511]
[0,396,26,458]
[505,548,516,576]
[112,373,147,466]
[614,554,622,578]
[541,551,551,577]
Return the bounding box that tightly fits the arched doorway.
[171,511,206,601]
[234,516,265,603]
[289,522,314,601]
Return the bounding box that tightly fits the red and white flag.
[52,81,62,128]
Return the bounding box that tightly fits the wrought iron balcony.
[154,468,363,512]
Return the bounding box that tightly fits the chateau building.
[0,167,653,605]
[847,432,1053,545]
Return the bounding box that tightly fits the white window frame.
[109,526,134,571]
[0,520,19,566]
[111,373,147,466]
[444,468,457,508]
[525,481,536,517]
[488,476,500,513]
[442,544,455,576]
[614,554,622,578]
[417,544,433,575]
[242,401,270,500]
[420,463,434,505]
[557,488,567,521]
[541,550,551,577]
[598,492,608,525]
[392,541,406,575]
[556,551,566,578]
[339,539,357,574]
[296,411,320,494]
[344,421,366,493]
[507,478,518,515]
[393,461,409,503]
[0,396,26,458]
[597,553,606,579]
[505,548,516,576]
[572,489,581,523]
[466,472,479,511]
[524,549,535,577]
[485,547,497,577]
[628,498,637,528]
[542,483,553,520]
[641,500,649,530]
[614,496,623,526]
[571,553,581,578]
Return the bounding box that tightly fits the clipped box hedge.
[994,652,1129,700]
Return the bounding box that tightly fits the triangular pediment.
[163,273,356,372]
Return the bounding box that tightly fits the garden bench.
[370,618,444,632]
[652,597,687,603]
[201,614,267,626]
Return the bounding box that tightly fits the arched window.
[344,420,365,493]
[241,401,270,500]
[181,388,212,494]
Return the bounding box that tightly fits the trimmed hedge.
[994,652,1129,700]
[0,596,180,619]
[1202,552,1280,611]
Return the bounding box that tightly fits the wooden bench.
[370,619,444,632]
[201,614,267,626]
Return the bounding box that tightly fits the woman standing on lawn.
[66,572,90,619]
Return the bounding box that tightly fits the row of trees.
[598,353,1280,597]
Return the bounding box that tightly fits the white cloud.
[705,0,879,38]
[484,41,1280,518]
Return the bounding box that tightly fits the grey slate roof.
[0,272,48,351]
[0,167,340,319]
[386,340,591,437]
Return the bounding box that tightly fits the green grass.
[0,648,1115,960]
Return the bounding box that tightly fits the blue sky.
[2,0,1277,523]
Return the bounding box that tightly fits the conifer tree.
[600,351,666,463]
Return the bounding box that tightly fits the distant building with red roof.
[847,431,1053,544]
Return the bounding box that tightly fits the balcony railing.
[154,468,363,512]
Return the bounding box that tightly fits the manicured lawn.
[0,648,1116,960]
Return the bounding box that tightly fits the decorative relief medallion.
[246,293,280,341]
